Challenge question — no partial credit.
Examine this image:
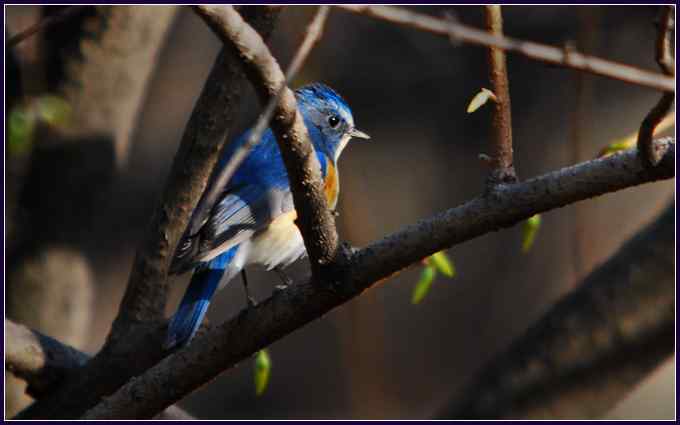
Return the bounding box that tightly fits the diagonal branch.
[107,6,280,344]
[15,7,281,420]
[437,202,675,419]
[194,5,340,278]
[83,139,674,419]
[7,5,87,47]
[637,6,675,167]
[191,6,331,240]
[336,5,674,92]
[484,5,516,186]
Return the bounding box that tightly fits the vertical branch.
[637,6,675,167]
[484,5,517,186]
[569,8,601,283]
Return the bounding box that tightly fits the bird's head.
[295,83,370,162]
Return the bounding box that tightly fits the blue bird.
[165,83,370,349]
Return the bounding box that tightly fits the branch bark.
[15,7,281,419]
[82,139,673,419]
[484,5,516,185]
[637,6,675,167]
[336,5,674,92]
[437,202,675,419]
[5,319,194,419]
[194,5,340,278]
[191,6,331,242]
[5,319,89,398]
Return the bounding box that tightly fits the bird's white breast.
[244,210,306,270]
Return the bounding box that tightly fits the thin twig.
[83,139,674,419]
[335,5,674,92]
[636,93,675,167]
[484,5,516,186]
[194,6,331,232]
[194,5,340,278]
[7,6,87,47]
[569,7,600,283]
[637,6,675,167]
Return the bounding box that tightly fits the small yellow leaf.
[412,266,436,304]
[522,214,542,253]
[427,251,456,278]
[598,139,633,157]
[467,88,497,113]
[254,349,272,396]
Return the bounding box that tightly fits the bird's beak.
[350,128,371,140]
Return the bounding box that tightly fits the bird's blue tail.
[165,267,224,349]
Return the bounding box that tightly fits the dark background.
[5,5,674,419]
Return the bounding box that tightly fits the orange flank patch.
[323,158,339,209]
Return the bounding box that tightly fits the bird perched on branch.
[165,83,370,349]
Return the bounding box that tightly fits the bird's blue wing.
[198,184,294,258]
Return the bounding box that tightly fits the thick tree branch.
[438,202,675,419]
[484,5,516,185]
[194,5,340,278]
[83,139,673,419]
[336,5,674,92]
[637,6,675,167]
[5,319,195,419]
[107,6,280,344]
[15,7,281,419]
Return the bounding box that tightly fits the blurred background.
[5,5,675,419]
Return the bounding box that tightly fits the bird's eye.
[327,115,340,128]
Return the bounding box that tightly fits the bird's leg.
[241,270,257,308]
[274,266,293,291]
